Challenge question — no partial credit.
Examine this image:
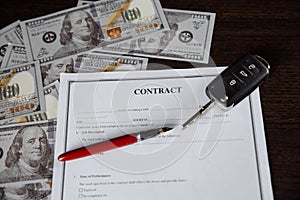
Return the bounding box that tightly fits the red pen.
[58,127,172,162]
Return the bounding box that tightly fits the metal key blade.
[182,101,215,129]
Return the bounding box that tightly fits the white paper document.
[52,68,273,200]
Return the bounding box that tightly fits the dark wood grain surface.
[0,0,299,199]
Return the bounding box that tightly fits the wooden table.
[0,0,299,199]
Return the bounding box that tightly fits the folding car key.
[182,54,270,129]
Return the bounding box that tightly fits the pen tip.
[58,155,66,162]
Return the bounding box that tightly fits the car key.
[182,54,270,129]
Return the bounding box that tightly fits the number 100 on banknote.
[21,0,169,62]
[0,62,45,125]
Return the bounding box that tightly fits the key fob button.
[243,58,261,74]
[233,69,254,83]
[224,75,244,91]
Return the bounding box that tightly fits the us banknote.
[0,44,28,69]
[21,0,169,62]
[96,9,216,63]
[73,52,148,72]
[40,52,148,86]
[0,21,24,67]
[0,62,46,125]
[10,81,59,124]
[0,120,56,199]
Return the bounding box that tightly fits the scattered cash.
[0,1,217,199]
[0,47,148,126]
[73,52,148,72]
[21,0,169,62]
[1,45,149,86]
[40,52,148,86]
[0,21,24,67]
[0,44,28,69]
[11,81,60,124]
[97,9,216,63]
[0,62,46,125]
[78,1,216,63]
[0,120,56,199]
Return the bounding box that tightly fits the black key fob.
[206,54,270,109]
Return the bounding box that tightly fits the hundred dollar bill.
[0,120,56,199]
[96,9,216,63]
[40,52,148,86]
[0,21,24,66]
[0,44,28,69]
[73,52,148,72]
[9,81,60,124]
[0,62,46,125]
[21,0,169,62]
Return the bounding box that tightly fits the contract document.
[52,68,273,200]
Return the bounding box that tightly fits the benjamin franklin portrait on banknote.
[53,10,102,59]
[0,126,52,184]
[0,181,51,200]
[41,57,75,86]
[137,23,178,54]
